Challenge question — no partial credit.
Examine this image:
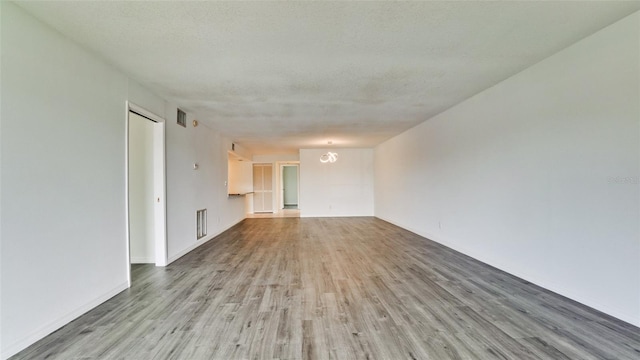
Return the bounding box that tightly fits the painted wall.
[228,157,253,195]
[300,149,374,217]
[0,3,130,357]
[283,166,298,205]
[253,154,300,163]
[374,12,640,326]
[128,112,155,264]
[0,3,247,358]
[164,107,248,263]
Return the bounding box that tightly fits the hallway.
[11,217,640,359]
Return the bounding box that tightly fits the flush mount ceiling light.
[320,151,338,163]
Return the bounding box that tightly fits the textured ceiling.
[16,1,640,155]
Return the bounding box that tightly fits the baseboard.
[375,215,640,328]
[167,217,246,264]
[2,282,129,360]
[130,256,154,264]
[300,213,374,218]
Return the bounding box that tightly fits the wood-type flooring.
[11,217,640,359]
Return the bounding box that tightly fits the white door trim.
[280,163,300,209]
[125,102,168,287]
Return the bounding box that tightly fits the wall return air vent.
[196,209,207,239]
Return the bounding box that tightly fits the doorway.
[126,103,167,286]
[281,164,299,209]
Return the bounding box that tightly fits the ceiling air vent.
[177,108,186,128]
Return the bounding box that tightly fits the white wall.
[228,157,253,195]
[374,12,640,326]
[283,166,298,205]
[0,2,130,357]
[253,154,300,163]
[0,3,247,358]
[300,149,374,217]
[164,107,248,263]
[128,112,155,263]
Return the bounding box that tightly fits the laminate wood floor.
[11,217,640,359]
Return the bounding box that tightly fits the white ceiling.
[16,1,640,155]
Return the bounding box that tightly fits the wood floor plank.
[10,217,640,359]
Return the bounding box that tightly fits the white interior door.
[128,112,155,264]
[253,164,274,213]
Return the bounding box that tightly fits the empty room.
[1,1,639,359]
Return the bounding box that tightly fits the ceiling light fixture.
[320,151,338,163]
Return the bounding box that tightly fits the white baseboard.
[2,282,129,360]
[375,215,640,327]
[300,213,374,218]
[167,217,245,264]
[130,256,154,264]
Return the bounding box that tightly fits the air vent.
[196,209,207,239]
[177,108,186,128]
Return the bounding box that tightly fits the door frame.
[125,102,168,287]
[279,162,300,209]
